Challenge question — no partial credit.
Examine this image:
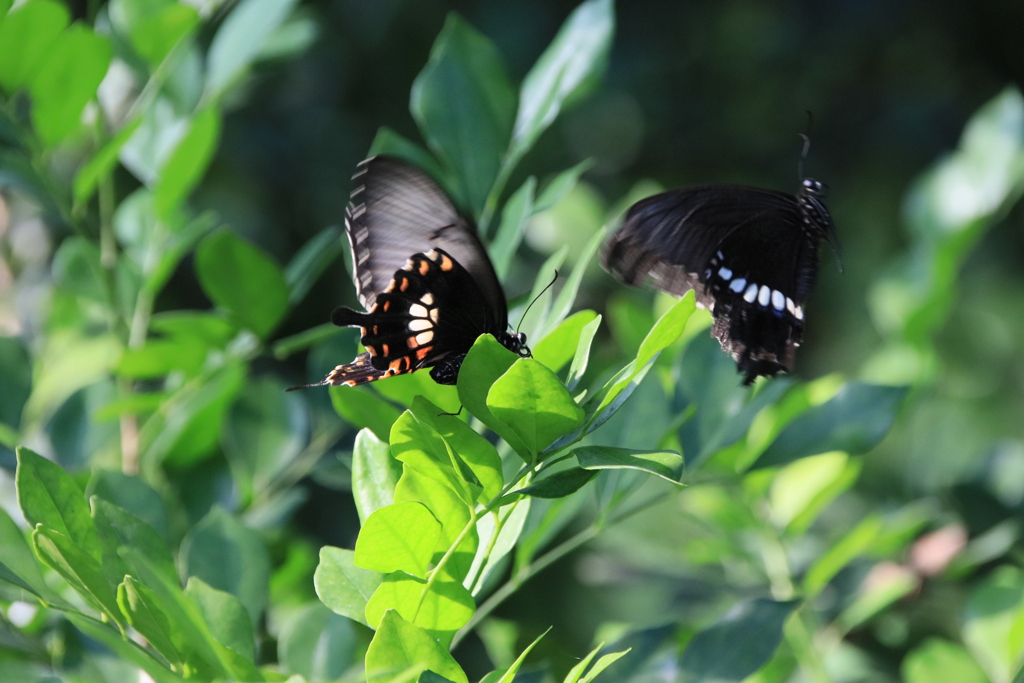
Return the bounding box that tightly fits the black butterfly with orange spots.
[292,155,529,390]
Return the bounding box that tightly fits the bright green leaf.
[578,649,632,683]
[0,0,69,92]
[575,446,683,483]
[331,384,403,442]
[394,469,477,583]
[364,571,474,645]
[116,337,208,379]
[803,515,883,599]
[195,230,289,338]
[495,629,549,683]
[457,336,525,451]
[487,359,584,459]
[365,610,468,683]
[390,411,477,504]
[769,452,861,533]
[902,638,989,683]
[154,107,221,217]
[354,502,442,578]
[566,313,601,391]
[353,428,403,525]
[533,310,598,374]
[314,546,382,627]
[410,14,515,217]
[963,566,1024,683]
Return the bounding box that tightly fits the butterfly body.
[294,156,528,391]
[603,178,837,384]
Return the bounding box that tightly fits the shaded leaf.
[575,446,683,483]
[315,546,382,627]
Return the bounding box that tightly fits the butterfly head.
[801,178,827,197]
[500,331,531,358]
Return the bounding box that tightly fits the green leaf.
[963,565,1024,683]
[390,411,478,505]
[185,577,255,661]
[180,507,270,625]
[585,294,694,433]
[154,107,221,218]
[369,127,449,187]
[374,370,461,414]
[577,649,631,683]
[206,0,300,100]
[574,446,683,483]
[68,613,184,683]
[91,498,177,588]
[32,526,122,628]
[0,506,50,598]
[410,14,515,217]
[0,0,69,92]
[490,177,535,279]
[73,117,142,208]
[566,313,601,391]
[285,225,344,305]
[278,602,356,681]
[364,571,474,644]
[902,639,989,683]
[457,335,528,452]
[116,337,208,379]
[534,160,595,214]
[0,335,31,433]
[516,467,596,500]
[29,24,112,146]
[222,375,306,500]
[532,309,598,374]
[353,428,404,525]
[315,546,382,627]
[394,469,477,583]
[118,2,199,67]
[409,396,503,502]
[495,629,549,683]
[331,384,403,442]
[117,576,184,669]
[365,611,468,683]
[354,502,442,579]
[803,515,883,599]
[510,0,614,160]
[87,470,168,539]
[16,446,101,561]
[470,499,530,595]
[487,359,585,459]
[770,452,862,534]
[542,227,605,339]
[753,383,909,469]
[677,599,799,682]
[195,230,289,338]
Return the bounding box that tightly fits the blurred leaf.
[115,1,198,67]
[195,230,289,338]
[963,565,1024,683]
[139,361,246,471]
[769,452,861,534]
[29,24,112,146]
[278,602,356,680]
[395,469,477,583]
[120,97,189,186]
[803,515,884,599]
[410,396,502,502]
[575,446,683,483]
[154,107,221,218]
[150,311,237,348]
[314,546,382,627]
[837,565,917,633]
[517,246,567,344]
[516,467,596,499]
[365,571,474,645]
[180,507,270,625]
[677,599,798,682]
[510,0,614,160]
[331,384,403,442]
[206,0,299,100]
[471,498,530,595]
[0,0,69,92]
[0,336,30,432]
[902,639,989,683]
[534,160,595,215]
[542,227,605,338]
[91,498,177,587]
[353,428,403,525]
[390,410,478,504]
[457,335,529,454]
[116,576,184,669]
[411,14,515,216]
[354,502,442,578]
[285,225,344,305]
[577,649,631,683]
[0,506,50,598]
[365,611,468,683]
[490,177,535,279]
[533,310,598,374]
[185,577,255,661]
[369,127,449,188]
[32,526,122,627]
[73,117,142,208]
[68,612,184,683]
[222,376,307,499]
[487,359,585,459]
[514,495,585,574]
[116,337,208,379]
[753,383,909,469]
[16,447,101,560]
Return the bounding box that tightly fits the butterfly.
[293,155,529,390]
[602,177,839,384]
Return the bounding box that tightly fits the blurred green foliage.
[1,1,1023,682]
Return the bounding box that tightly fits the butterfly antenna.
[515,269,560,334]
[798,110,814,180]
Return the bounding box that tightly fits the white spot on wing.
[421,293,434,306]
[743,283,758,303]
[758,285,770,306]
[409,304,428,318]
[718,267,733,280]
[409,319,431,332]
[415,332,433,346]
[730,278,746,293]
[772,290,785,310]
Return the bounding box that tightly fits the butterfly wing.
[346,155,507,322]
[602,184,826,383]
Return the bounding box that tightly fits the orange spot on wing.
[416,347,431,361]
[382,301,391,312]
[400,278,409,292]
[418,259,430,276]
[439,254,453,271]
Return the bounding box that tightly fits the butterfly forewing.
[346,156,507,317]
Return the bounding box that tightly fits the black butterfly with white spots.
[602,178,839,384]
[292,155,528,390]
